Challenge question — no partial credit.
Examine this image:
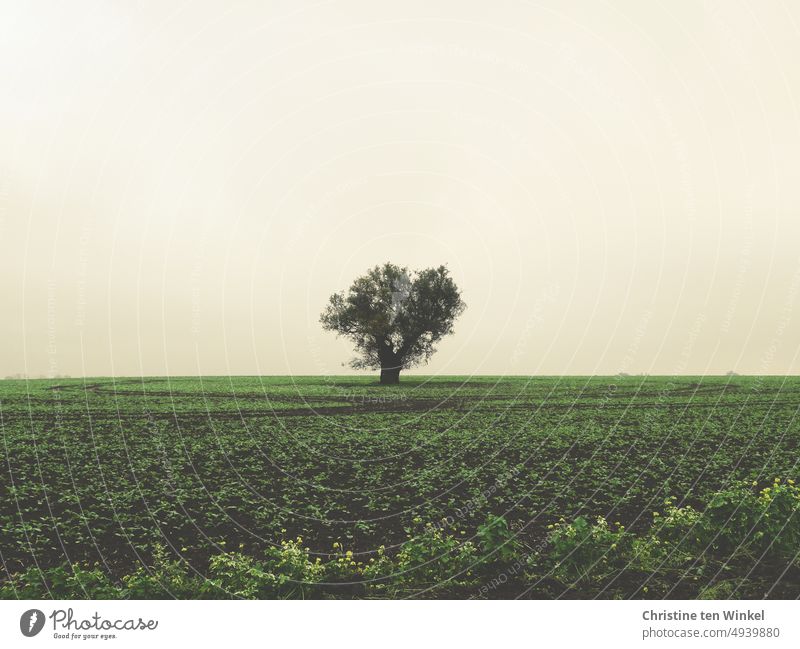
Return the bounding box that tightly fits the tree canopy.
[320,263,466,384]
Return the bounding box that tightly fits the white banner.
[1,600,797,648]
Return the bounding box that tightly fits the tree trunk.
[379,366,401,385]
[378,342,402,384]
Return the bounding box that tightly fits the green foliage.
[209,538,324,599]
[2,482,800,598]
[362,521,479,597]
[122,544,209,599]
[476,514,521,563]
[2,376,800,598]
[320,263,466,375]
[539,480,800,597]
[651,479,800,564]
[546,516,632,584]
[0,563,121,599]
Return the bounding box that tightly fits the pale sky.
[2,1,800,377]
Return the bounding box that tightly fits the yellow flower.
[332,542,339,548]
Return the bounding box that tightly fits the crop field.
[1,375,799,599]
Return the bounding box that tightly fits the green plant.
[546,516,631,584]
[363,522,478,597]
[209,538,324,599]
[476,515,520,563]
[650,479,800,564]
[323,542,364,584]
[755,479,800,560]
[123,544,209,599]
[0,564,121,599]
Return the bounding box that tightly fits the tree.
[320,263,466,384]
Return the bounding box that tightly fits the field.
[1,375,799,599]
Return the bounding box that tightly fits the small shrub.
[323,542,364,584]
[0,564,121,599]
[363,522,478,597]
[209,538,324,599]
[476,515,521,564]
[123,545,208,598]
[756,479,800,560]
[649,480,800,564]
[546,516,631,584]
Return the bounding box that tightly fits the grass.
[1,375,799,598]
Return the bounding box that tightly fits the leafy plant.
[363,522,479,597]
[476,515,521,563]
[546,516,632,585]
[209,539,324,599]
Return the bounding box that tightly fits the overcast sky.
[2,1,800,377]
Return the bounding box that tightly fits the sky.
[2,0,800,377]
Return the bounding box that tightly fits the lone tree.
[320,263,466,384]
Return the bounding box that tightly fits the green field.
[1,375,799,599]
